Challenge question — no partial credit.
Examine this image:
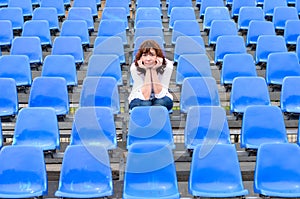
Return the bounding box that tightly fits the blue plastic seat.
[237,6,265,32]
[266,52,300,86]
[97,19,127,45]
[12,107,60,151]
[105,0,130,17]
[284,20,300,46]
[32,7,60,34]
[73,0,98,19]
[127,106,175,149]
[255,35,288,65]
[0,78,18,118]
[28,77,69,116]
[8,0,33,17]
[136,0,162,17]
[93,36,125,64]
[231,0,256,18]
[189,144,248,197]
[185,106,231,150]
[263,0,287,18]
[176,54,211,85]
[87,54,122,86]
[70,107,117,149]
[273,6,298,31]
[214,35,247,65]
[172,20,201,44]
[22,20,52,48]
[230,77,271,116]
[208,20,238,46]
[180,77,220,113]
[0,55,31,87]
[203,7,231,32]
[241,105,288,150]
[167,0,192,17]
[134,27,164,44]
[0,145,47,198]
[10,37,43,67]
[52,36,84,66]
[135,7,162,29]
[102,7,128,29]
[60,20,90,47]
[40,0,65,18]
[281,76,300,115]
[0,20,13,49]
[199,0,224,18]
[297,0,300,15]
[55,145,113,198]
[41,55,78,87]
[221,53,257,91]
[0,7,23,32]
[254,143,300,197]
[68,7,94,33]
[135,20,163,30]
[169,7,196,30]
[173,36,205,63]
[80,76,120,114]
[246,20,276,47]
[123,143,180,199]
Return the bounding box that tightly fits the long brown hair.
[134,40,166,75]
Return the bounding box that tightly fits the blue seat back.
[263,0,287,17]
[102,7,128,29]
[200,0,224,17]
[22,20,52,46]
[40,0,65,17]
[203,7,230,31]
[0,78,18,117]
[174,36,205,62]
[8,0,33,17]
[168,0,192,17]
[135,19,163,29]
[231,0,256,18]
[246,20,276,46]
[280,76,300,114]
[0,20,13,47]
[73,0,98,17]
[68,7,94,31]
[284,20,300,45]
[208,20,238,46]
[169,7,196,29]
[61,20,90,46]
[135,7,162,29]
[273,6,298,30]
[32,7,60,31]
[0,7,24,30]
[105,0,130,16]
[237,7,265,31]
[97,19,128,45]
[172,20,201,44]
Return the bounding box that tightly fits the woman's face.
[140,48,157,67]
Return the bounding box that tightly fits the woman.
[128,40,174,111]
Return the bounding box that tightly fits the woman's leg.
[129,98,152,110]
[152,96,173,111]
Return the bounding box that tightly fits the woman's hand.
[153,57,163,69]
[137,60,147,69]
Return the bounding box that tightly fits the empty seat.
[40,0,65,18]
[55,145,113,198]
[230,77,271,117]
[73,0,98,19]
[231,0,256,19]
[68,7,94,33]
[105,0,130,17]
[255,35,288,66]
[172,20,201,44]
[214,35,247,65]
[12,107,60,151]
[28,77,69,116]
[0,55,31,87]
[70,107,117,149]
[169,7,196,30]
[280,76,300,115]
[185,106,231,150]
[237,6,265,32]
[273,6,299,31]
[180,77,220,113]
[80,76,120,114]
[127,106,175,149]
[41,55,78,87]
[208,20,238,46]
[221,53,257,91]
[167,0,193,17]
[0,78,18,118]
[87,54,122,86]
[199,0,224,18]
[135,7,162,29]
[263,0,287,18]
[176,54,211,85]
[241,105,288,150]
[102,7,128,29]
[0,145,47,198]
[8,0,33,17]
[284,20,300,46]
[203,7,231,32]
[52,36,84,66]
[246,20,276,47]
[134,27,164,45]
[32,7,60,35]
[254,143,300,197]
[135,19,163,30]
[173,36,205,63]
[0,20,13,49]
[0,7,23,32]
[93,36,125,64]
[123,143,180,199]
[189,144,248,197]
[97,19,127,45]
[266,52,300,87]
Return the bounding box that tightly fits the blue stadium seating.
[254,143,300,197]
[102,7,128,29]
[246,20,276,47]
[280,76,300,115]
[180,77,220,113]
[135,7,162,29]
[169,7,196,30]
[127,106,175,149]
[237,6,265,32]
[70,107,117,149]
[167,0,192,17]
[0,55,32,87]
[273,6,299,31]
[80,76,120,114]
[12,107,60,151]
[136,0,161,13]
[241,105,288,150]
[0,20,13,49]
[189,144,248,197]
[0,7,23,32]
[134,27,164,44]
[231,0,256,19]
[28,77,69,116]
[176,54,211,85]
[55,145,113,198]
[199,0,224,18]
[97,19,127,45]
[184,106,231,150]
[208,20,238,46]
[41,55,78,87]
[135,20,163,30]
[203,7,231,32]
[73,0,98,19]
[123,143,180,199]
[68,7,94,33]
[284,20,300,46]
[87,54,122,86]
[105,0,130,17]
[8,0,33,17]
[0,0,8,7]
[0,145,47,198]
[230,77,271,117]
[172,20,201,44]
[0,78,18,118]
[40,0,65,18]
[32,7,60,35]
[263,0,287,18]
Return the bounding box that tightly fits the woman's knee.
[129,98,152,110]
[152,97,173,110]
